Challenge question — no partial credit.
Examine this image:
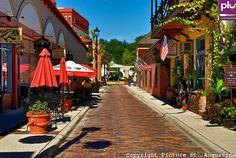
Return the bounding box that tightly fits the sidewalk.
[0,86,107,158]
[127,85,236,154]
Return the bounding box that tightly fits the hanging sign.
[0,27,22,44]
[223,66,236,87]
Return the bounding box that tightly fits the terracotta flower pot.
[62,99,73,112]
[26,113,50,134]
[182,105,188,111]
[196,91,201,97]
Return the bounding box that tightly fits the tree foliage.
[122,49,136,65]
[99,35,144,66]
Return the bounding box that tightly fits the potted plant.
[172,66,182,81]
[219,106,236,129]
[26,100,50,134]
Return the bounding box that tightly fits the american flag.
[161,35,169,61]
[136,58,150,71]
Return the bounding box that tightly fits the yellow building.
[141,0,221,115]
[168,16,213,92]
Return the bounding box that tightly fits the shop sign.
[218,0,236,20]
[223,66,236,87]
[0,27,22,44]
[51,49,64,59]
[167,43,177,57]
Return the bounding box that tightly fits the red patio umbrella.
[30,48,58,88]
[59,56,68,86]
[81,64,97,73]
[53,61,97,78]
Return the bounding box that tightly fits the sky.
[56,0,151,43]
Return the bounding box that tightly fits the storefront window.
[196,36,205,89]
[188,52,194,90]
[174,57,182,88]
[0,44,12,94]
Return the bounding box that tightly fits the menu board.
[224,66,236,87]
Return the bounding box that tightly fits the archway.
[44,18,56,43]
[58,31,66,48]
[18,2,42,34]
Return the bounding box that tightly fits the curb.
[34,106,89,158]
[127,87,227,154]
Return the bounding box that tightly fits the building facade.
[137,0,236,115]
[0,0,88,112]
[58,8,91,45]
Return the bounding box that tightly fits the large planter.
[187,94,206,116]
[223,119,235,129]
[198,96,206,115]
[26,113,50,134]
[62,99,73,112]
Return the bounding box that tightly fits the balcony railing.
[151,0,190,30]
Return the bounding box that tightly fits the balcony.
[151,0,191,30]
[151,0,191,39]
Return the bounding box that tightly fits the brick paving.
[54,85,206,158]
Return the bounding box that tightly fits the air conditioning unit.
[180,42,193,54]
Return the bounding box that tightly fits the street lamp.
[94,27,100,40]
[94,27,100,83]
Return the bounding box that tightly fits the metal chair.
[45,92,63,127]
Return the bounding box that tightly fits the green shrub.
[219,106,236,120]
[28,100,49,115]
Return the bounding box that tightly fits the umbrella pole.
[61,85,65,118]
[40,87,45,101]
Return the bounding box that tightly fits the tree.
[99,35,144,66]
[122,49,136,66]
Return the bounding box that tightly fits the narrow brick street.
[54,85,205,158]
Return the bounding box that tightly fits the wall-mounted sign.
[223,66,236,87]
[218,0,236,20]
[0,27,22,44]
[167,43,177,57]
[51,49,64,59]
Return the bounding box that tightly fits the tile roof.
[137,32,158,48]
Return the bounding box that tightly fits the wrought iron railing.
[151,0,190,30]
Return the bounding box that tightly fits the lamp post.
[93,27,100,83]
